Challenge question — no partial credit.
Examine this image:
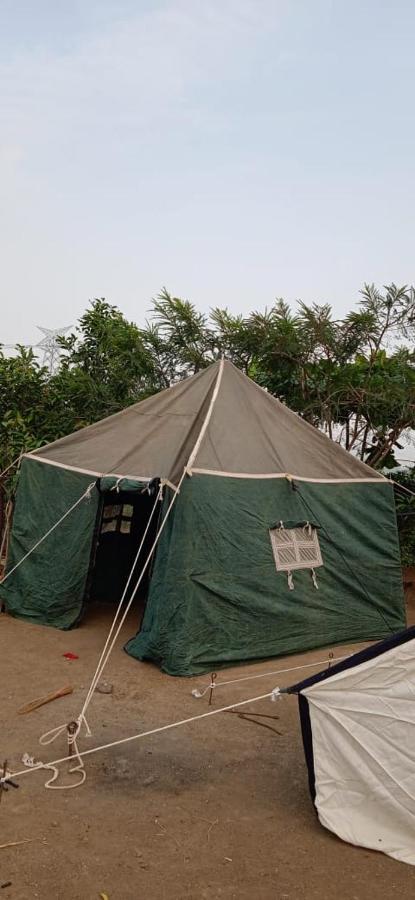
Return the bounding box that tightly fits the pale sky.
[1,0,414,347]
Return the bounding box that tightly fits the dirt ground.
[1,594,415,900]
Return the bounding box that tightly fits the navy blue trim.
[298,695,317,805]
[286,624,415,695]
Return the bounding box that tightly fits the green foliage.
[147,288,217,378]
[57,298,159,421]
[0,347,49,473]
[1,283,415,495]
[0,300,160,482]
[392,470,415,567]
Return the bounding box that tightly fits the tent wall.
[291,626,415,865]
[0,458,99,628]
[125,475,405,675]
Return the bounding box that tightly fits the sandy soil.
[1,596,415,900]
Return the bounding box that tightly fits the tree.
[2,282,413,564]
[0,347,50,474]
[391,470,415,566]
[223,285,415,467]
[1,283,414,482]
[0,300,160,501]
[57,298,160,422]
[142,288,218,381]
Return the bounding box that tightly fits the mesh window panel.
[120,520,132,534]
[270,526,323,572]
[101,519,118,534]
[103,504,122,520]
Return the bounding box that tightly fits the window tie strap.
[311,568,319,590]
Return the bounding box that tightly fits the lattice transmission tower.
[3,325,72,373]
[35,326,72,374]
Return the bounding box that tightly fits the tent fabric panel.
[30,360,383,482]
[299,633,415,865]
[0,457,99,628]
[288,624,415,695]
[125,475,404,675]
[31,364,219,484]
[193,363,383,480]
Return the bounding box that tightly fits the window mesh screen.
[270,526,323,572]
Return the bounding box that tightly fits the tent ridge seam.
[189,467,385,483]
[23,455,152,482]
[186,359,224,472]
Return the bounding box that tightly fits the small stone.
[96,681,113,695]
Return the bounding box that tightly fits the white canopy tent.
[285,626,415,865]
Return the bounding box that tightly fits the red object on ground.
[62,652,79,660]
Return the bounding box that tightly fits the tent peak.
[30,357,384,484]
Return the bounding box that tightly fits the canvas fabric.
[29,361,382,486]
[1,362,402,664]
[0,457,99,628]
[292,627,415,865]
[125,474,404,675]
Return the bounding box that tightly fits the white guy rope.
[73,359,223,730]
[0,482,96,585]
[4,653,349,789]
[22,724,87,790]
[191,654,349,698]
[5,686,278,785]
[77,484,163,721]
[77,469,187,725]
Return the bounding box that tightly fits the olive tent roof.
[30,359,383,487]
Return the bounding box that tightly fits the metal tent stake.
[209,673,217,706]
[0,760,19,802]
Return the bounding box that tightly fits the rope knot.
[270,687,282,702]
[33,716,89,790]
[85,482,96,501]
[192,681,216,699]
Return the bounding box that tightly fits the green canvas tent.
[0,360,405,675]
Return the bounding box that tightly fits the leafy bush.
[392,470,415,567]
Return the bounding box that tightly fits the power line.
[2,325,72,373]
[35,326,71,373]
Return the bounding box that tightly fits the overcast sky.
[1,0,414,347]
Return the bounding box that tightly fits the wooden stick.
[0,840,34,850]
[17,686,73,715]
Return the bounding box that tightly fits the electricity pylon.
[35,326,72,373]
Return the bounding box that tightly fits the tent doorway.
[87,486,161,608]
